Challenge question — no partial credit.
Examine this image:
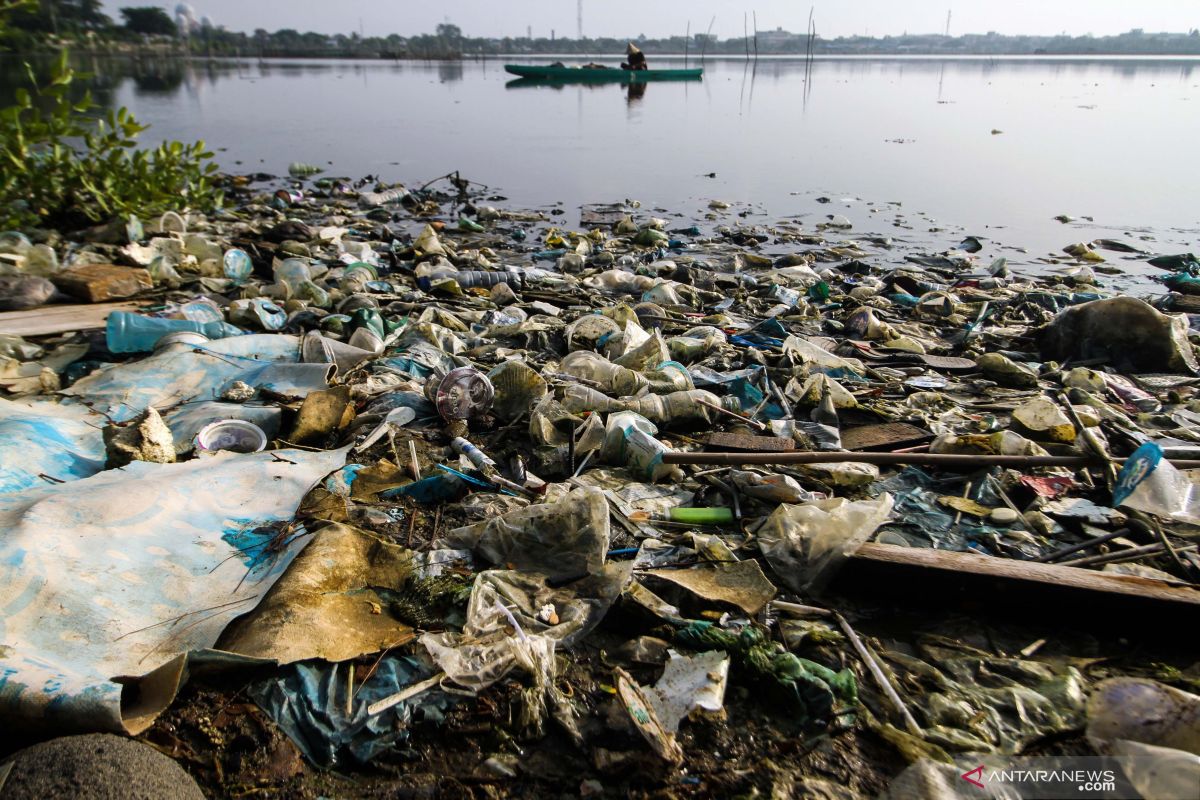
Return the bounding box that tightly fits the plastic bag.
[1086,678,1200,800]
[759,494,894,593]
[442,487,610,581]
[1113,442,1200,526]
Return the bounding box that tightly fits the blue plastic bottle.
[106,311,243,353]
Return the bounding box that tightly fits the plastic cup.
[195,420,268,454]
[424,367,495,420]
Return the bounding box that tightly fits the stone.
[0,733,205,800]
[103,407,176,468]
[989,507,1020,525]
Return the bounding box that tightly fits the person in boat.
[621,42,648,71]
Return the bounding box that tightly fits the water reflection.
[0,54,1194,261]
[437,61,463,83]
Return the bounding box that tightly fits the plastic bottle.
[561,385,738,425]
[359,188,409,207]
[451,436,497,471]
[419,269,519,292]
[560,351,648,396]
[591,269,656,295]
[106,310,242,353]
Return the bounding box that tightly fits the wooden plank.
[705,431,795,452]
[0,301,147,337]
[849,542,1200,606]
[841,422,931,452]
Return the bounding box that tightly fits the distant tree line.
[3,3,1198,57]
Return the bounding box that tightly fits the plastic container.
[424,367,495,420]
[223,248,253,283]
[561,385,738,425]
[273,258,312,292]
[451,437,496,472]
[430,270,518,291]
[195,420,268,454]
[560,351,648,396]
[106,311,242,353]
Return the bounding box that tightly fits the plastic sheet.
[61,334,302,423]
[0,397,106,493]
[0,446,347,735]
[250,656,452,767]
[759,493,894,593]
[442,487,610,581]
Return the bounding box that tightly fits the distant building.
[758,27,796,46]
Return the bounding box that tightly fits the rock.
[103,407,176,468]
[0,733,204,800]
[1011,396,1076,443]
[1035,296,1199,375]
[220,380,256,402]
[51,264,153,303]
[989,507,1020,525]
[977,352,1040,388]
[0,275,60,311]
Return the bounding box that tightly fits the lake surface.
[7,54,1200,282]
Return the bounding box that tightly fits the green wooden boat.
[503,64,702,82]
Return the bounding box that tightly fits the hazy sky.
[103,1,1197,39]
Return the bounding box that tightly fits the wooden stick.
[662,450,1200,469]
[408,439,421,480]
[1059,542,1197,569]
[834,612,923,737]
[367,672,445,717]
[1035,528,1130,563]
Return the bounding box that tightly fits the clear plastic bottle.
[106,310,243,353]
[560,351,648,395]
[560,385,737,425]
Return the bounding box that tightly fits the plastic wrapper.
[759,493,894,593]
[442,487,610,581]
[600,411,682,483]
[1113,441,1200,527]
[730,470,826,504]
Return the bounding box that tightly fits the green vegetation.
[0,6,221,229]
[119,6,176,37]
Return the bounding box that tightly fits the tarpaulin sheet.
[0,398,106,494]
[60,335,304,423]
[0,446,347,735]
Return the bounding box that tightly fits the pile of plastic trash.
[0,172,1197,796]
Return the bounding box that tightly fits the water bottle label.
[1112,442,1162,506]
